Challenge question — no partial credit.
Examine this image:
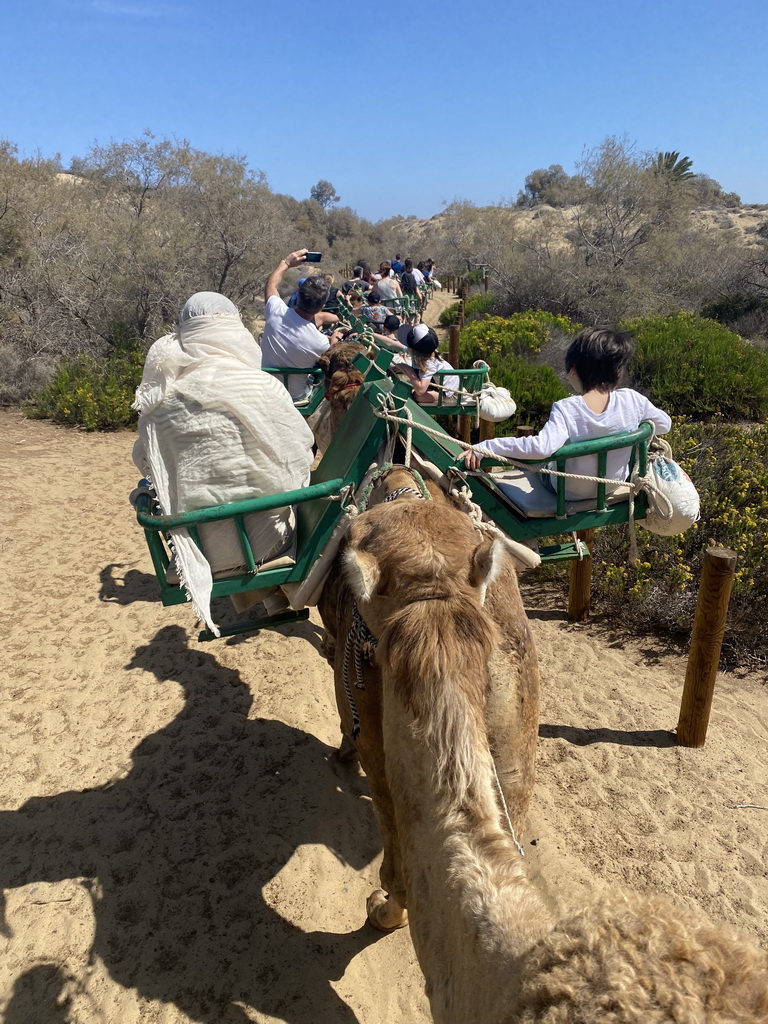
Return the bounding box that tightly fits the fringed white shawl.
[133,294,314,636]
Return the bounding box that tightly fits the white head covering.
[132,293,312,635]
[133,292,262,416]
[179,292,239,321]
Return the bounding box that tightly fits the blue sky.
[4,0,766,221]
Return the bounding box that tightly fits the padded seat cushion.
[491,468,631,518]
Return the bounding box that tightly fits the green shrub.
[452,310,576,429]
[623,312,768,420]
[701,292,768,326]
[29,343,145,430]
[438,302,460,327]
[591,420,768,662]
[459,310,580,364]
[438,291,496,327]
[483,361,568,432]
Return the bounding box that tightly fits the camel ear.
[343,547,382,603]
[471,536,504,588]
[470,536,504,604]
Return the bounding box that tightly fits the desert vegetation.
[2,131,766,661]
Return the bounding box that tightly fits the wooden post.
[567,529,594,622]
[515,425,536,437]
[448,325,460,368]
[483,273,489,293]
[458,299,465,330]
[676,546,737,748]
[460,415,473,444]
[479,418,495,444]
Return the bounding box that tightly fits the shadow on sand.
[539,723,677,748]
[1,625,382,1023]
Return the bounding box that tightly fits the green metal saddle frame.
[135,362,652,635]
[135,373,410,638]
[417,366,488,416]
[261,366,325,416]
[383,398,653,560]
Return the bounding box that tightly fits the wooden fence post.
[448,325,460,368]
[483,273,489,293]
[457,299,465,330]
[568,529,594,622]
[478,418,495,444]
[676,546,737,748]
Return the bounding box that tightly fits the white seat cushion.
[491,469,631,518]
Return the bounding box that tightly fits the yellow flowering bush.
[592,421,768,661]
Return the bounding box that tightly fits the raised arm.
[372,331,407,352]
[265,249,308,302]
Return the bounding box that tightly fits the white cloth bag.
[637,438,700,536]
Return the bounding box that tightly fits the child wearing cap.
[399,325,459,404]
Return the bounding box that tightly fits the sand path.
[1,354,766,1022]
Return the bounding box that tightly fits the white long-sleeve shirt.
[473,388,671,500]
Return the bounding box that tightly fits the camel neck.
[382,678,551,981]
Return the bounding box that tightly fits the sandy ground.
[1,313,767,1022]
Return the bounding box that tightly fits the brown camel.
[309,340,371,453]
[318,468,541,934]
[322,474,768,1023]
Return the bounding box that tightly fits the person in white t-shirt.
[261,249,339,398]
[461,326,671,500]
[397,324,459,403]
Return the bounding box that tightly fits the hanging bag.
[636,435,700,536]
[470,360,518,423]
[478,383,517,423]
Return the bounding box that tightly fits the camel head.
[316,340,371,427]
[342,494,506,720]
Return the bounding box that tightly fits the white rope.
[572,532,589,559]
[402,404,414,468]
[490,758,525,858]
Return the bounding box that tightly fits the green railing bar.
[137,477,346,531]
[234,514,257,572]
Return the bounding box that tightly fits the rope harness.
[341,602,379,740]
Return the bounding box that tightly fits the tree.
[516,164,584,208]
[690,173,741,208]
[309,179,339,209]
[652,152,694,180]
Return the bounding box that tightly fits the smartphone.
[303,252,322,262]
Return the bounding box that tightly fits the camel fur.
[309,341,371,452]
[323,473,768,1023]
[318,468,541,936]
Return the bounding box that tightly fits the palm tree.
[653,151,695,179]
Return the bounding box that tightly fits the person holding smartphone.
[261,249,339,398]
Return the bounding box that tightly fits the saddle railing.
[261,366,326,416]
[135,373,411,638]
[377,398,654,544]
